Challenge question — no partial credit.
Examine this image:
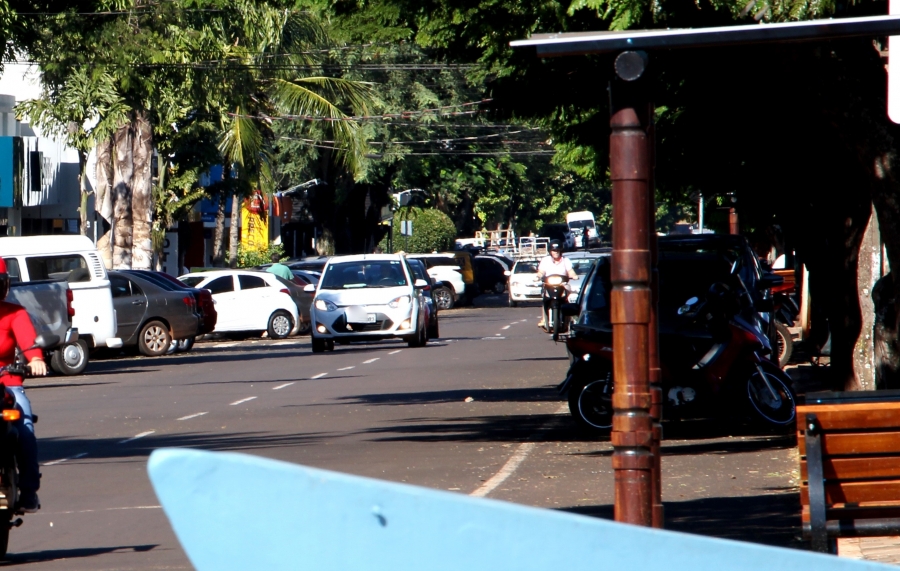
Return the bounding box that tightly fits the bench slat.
[801,480,900,505]
[798,431,900,456]
[796,403,900,430]
[800,457,900,480]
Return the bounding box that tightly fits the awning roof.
[510,15,900,57]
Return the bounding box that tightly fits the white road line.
[388,350,402,355]
[363,358,380,364]
[230,396,257,406]
[118,431,155,444]
[502,325,510,330]
[482,336,506,340]
[310,373,327,379]
[48,505,162,515]
[177,412,208,421]
[337,366,355,371]
[469,404,568,498]
[43,452,88,467]
[216,342,241,348]
[272,382,295,390]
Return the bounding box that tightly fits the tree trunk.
[871,151,900,389]
[131,112,153,270]
[212,165,230,267]
[854,204,882,391]
[77,150,90,237]
[112,120,134,270]
[94,137,114,269]
[228,192,240,268]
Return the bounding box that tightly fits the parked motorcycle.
[543,274,570,341]
[560,260,796,433]
[772,291,799,368]
[0,334,56,558]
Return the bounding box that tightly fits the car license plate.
[527,288,541,296]
[367,314,376,323]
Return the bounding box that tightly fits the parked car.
[407,258,440,339]
[288,257,330,273]
[563,252,606,303]
[267,273,313,335]
[108,271,201,356]
[473,255,511,295]
[406,253,468,310]
[178,270,300,339]
[290,270,322,286]
[307,254,429,352]
[506,259,541,307]
[121,270,218,351]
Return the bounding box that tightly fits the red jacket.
[0,302,40,387]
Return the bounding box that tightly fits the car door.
[110,274,147,343]
[204,275,238,331]
[236,274,271,330]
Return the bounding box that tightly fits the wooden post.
[647,105,664,529]
[610,51,654,527]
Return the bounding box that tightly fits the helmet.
[549,241,563,253]
[0,258,9,301]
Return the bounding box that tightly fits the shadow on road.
[562,492,802,549]
[0,544,158,565]
[336,386,560,407]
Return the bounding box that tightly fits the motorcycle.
[0,334,56,558]
[543,274,570,341]
[560,261,796,433]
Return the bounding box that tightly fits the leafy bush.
[379,207,457,254]
[230,242,285,268]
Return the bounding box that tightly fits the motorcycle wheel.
[0,462,16,559]
[747,361,797,426]
[552,306,562,341]
[775,322,793,368]
[567,365,614,434]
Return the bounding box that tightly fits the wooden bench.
[799,390,900,553]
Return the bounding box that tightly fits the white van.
[566,211,598,248]
[0,236,122,360]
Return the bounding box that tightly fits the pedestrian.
[266,253,294,281]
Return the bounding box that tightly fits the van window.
[25,255,90,282]
[3,259,20,284]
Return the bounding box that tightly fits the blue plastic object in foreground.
[147,448,887,571]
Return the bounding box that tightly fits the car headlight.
[388,295,410,308]
[546,275,564,286]
[314,299,337,312]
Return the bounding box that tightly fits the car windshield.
[321,261,408,289]
[179,276,206,287]
[513,261,539,274]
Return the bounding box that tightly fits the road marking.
[388,350,402,355]
[362,358,380,364]
[230,397,257,406]
[469,403,568,498]
[216,342,241,348]
[118,431,155,444]
[43,452,87,467]
[310,373,327,379]
[177,412,208,421]
[502,325,510,330]
[520,319,528,322]
[482,336,506,340]
[273,382,295,390]
[337,366,355,371]
[48,505,162,515]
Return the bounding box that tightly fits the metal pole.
[698,193,704,233]
[646,103,664,529]
[609,51,654,527]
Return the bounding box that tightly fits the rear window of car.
[25,255,90,282]
[239,275,268,290]
[205,276,235,294]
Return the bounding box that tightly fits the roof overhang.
[510,15,900,57]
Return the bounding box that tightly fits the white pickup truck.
[6,280,81,374]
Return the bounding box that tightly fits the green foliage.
[229,242,286,268]
[380,207,457,253]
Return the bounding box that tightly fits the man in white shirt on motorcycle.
[535,241,578,330]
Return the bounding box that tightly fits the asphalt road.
[1,299,803,569]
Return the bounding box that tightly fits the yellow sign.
[241,204,268,252]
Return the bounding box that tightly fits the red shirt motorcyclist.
[0,258,48,513]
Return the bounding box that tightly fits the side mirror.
[303,284,316,293]
[32,334,59,349]
[503,270,511,277]
[756,273,784,291]
[561,303,580,317]
[414,279,428,289]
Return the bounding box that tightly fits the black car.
[473,255,511,295]
[108,271,201,357]
[407,258,439,339]
[123,270,218,340]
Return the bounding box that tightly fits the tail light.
[182,296,195,309]
[2,410,19,422]
[280,288,290,295]
[66,289,75,317]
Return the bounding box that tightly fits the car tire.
[508,295,518,308]
[494,281,506,294]
[325,339,335,351]
[177,336,196,353]
[433,286,454,310]
[311,337,326,353]
[267,310,294,340]
[296,320,311,336]
[50,339,89,376]
[407,323,427,347]
[139,321,172,357]
[428,318,440,340]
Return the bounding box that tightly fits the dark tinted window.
[110,276,131,298]
[239,275,267,290]
[408,260,428,281]
[3,259,20,284]
[129,280,144,297]
[206,276,234,294]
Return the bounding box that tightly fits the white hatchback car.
[506,259,541,307]
[307,254,428,353]
[178,270,300,339]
